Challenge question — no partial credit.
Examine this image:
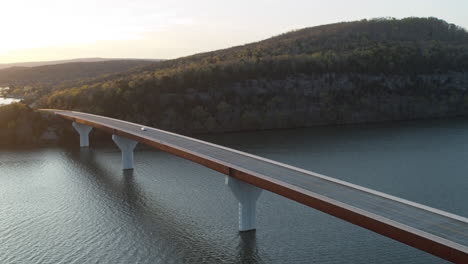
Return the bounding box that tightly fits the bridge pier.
[112,135,138,170]
[72,122,93,147]
[226,176,262,232]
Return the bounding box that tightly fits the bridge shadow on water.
[66,147,264,263]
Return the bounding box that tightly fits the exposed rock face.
[155,72,468,134]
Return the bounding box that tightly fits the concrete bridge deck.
[43,110,468,263]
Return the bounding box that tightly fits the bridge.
[42,109,468,263]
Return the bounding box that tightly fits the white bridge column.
[112,135,138,170]
[72,122,93,147]
[226,176,263,232]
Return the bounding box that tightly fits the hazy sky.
[1,0,467,63]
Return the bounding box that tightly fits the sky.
[1,0,467,63]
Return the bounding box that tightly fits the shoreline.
[3,114,468,149]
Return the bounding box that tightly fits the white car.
[141,127,147,131]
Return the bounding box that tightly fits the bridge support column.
[72,122,93,147]
[226,176,262,232]
[112,135,138,170]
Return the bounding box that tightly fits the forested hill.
[0,59,156,88]
[43,17,468,134]
[0,58,138,69]
[138,17,468,73]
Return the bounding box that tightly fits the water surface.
[1,118,467,263]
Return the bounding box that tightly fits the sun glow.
[1,0,467,64]
[0,0,186,58]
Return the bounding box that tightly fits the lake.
[1,118,467,263]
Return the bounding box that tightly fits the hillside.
[40,17,468,134]
[0,58,160,70]
[0,59,158,90]
[0,58,114,69]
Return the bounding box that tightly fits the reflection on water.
[2,118,468,263]
[237,231,261,264]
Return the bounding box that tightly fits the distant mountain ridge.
[0,59,161,89]
[0,58,160,70]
